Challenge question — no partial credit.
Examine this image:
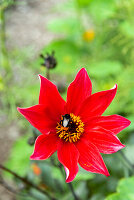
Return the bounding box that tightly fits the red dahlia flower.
[18,68,131,182]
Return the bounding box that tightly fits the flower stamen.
[56,113,84,143]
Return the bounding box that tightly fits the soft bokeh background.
[0,0,134,199]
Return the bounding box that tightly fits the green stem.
[68,182,79,200]
[58,164,79,200]
[46,68,50,80]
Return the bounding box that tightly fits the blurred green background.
[0,0,134,199]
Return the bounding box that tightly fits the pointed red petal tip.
[112,83,117,89]
[87,115,131,135]
[38,74,47,86]
[79,67,87,72]
[30,153,43,160]
[17,107,23,114]
[64,167,71,183]
[97,161,110,177]
[17,107,30,116]
[105,170,110,177]
[30,154,40,160]
[30,134,58,160]
[58,142,79,183]
[78,68,89,77]
[126,119,131,127]
[38,74,44,80]
[110,83,117,93]
[65,169,78,183]
[79,83,118,119]
[17,107,20,112]
[17,107,29,112]
[65,67,92,114]
[30,148,41,160]
[38,74,45,85]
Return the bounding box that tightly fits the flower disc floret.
[56,113,84,143]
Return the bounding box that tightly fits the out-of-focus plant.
[106,176,134,200]
[0,0,14,79]
[90,0,134,65]
[0,0,15,117]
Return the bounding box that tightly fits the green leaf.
[105,176,134,200]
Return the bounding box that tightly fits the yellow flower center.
[56,113,84,143]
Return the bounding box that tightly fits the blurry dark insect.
[40,51,57,69]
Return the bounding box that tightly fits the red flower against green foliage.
[18,68,131,182]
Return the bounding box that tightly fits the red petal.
[39,75,65,116]
[85,115,131,135]
[57,141,79,183]
[17,105,57,134]
[30,133,58,160]
[84,127,125,154]
[76,139,109,176]
[78,84,117,119]
[65,68,92,114]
